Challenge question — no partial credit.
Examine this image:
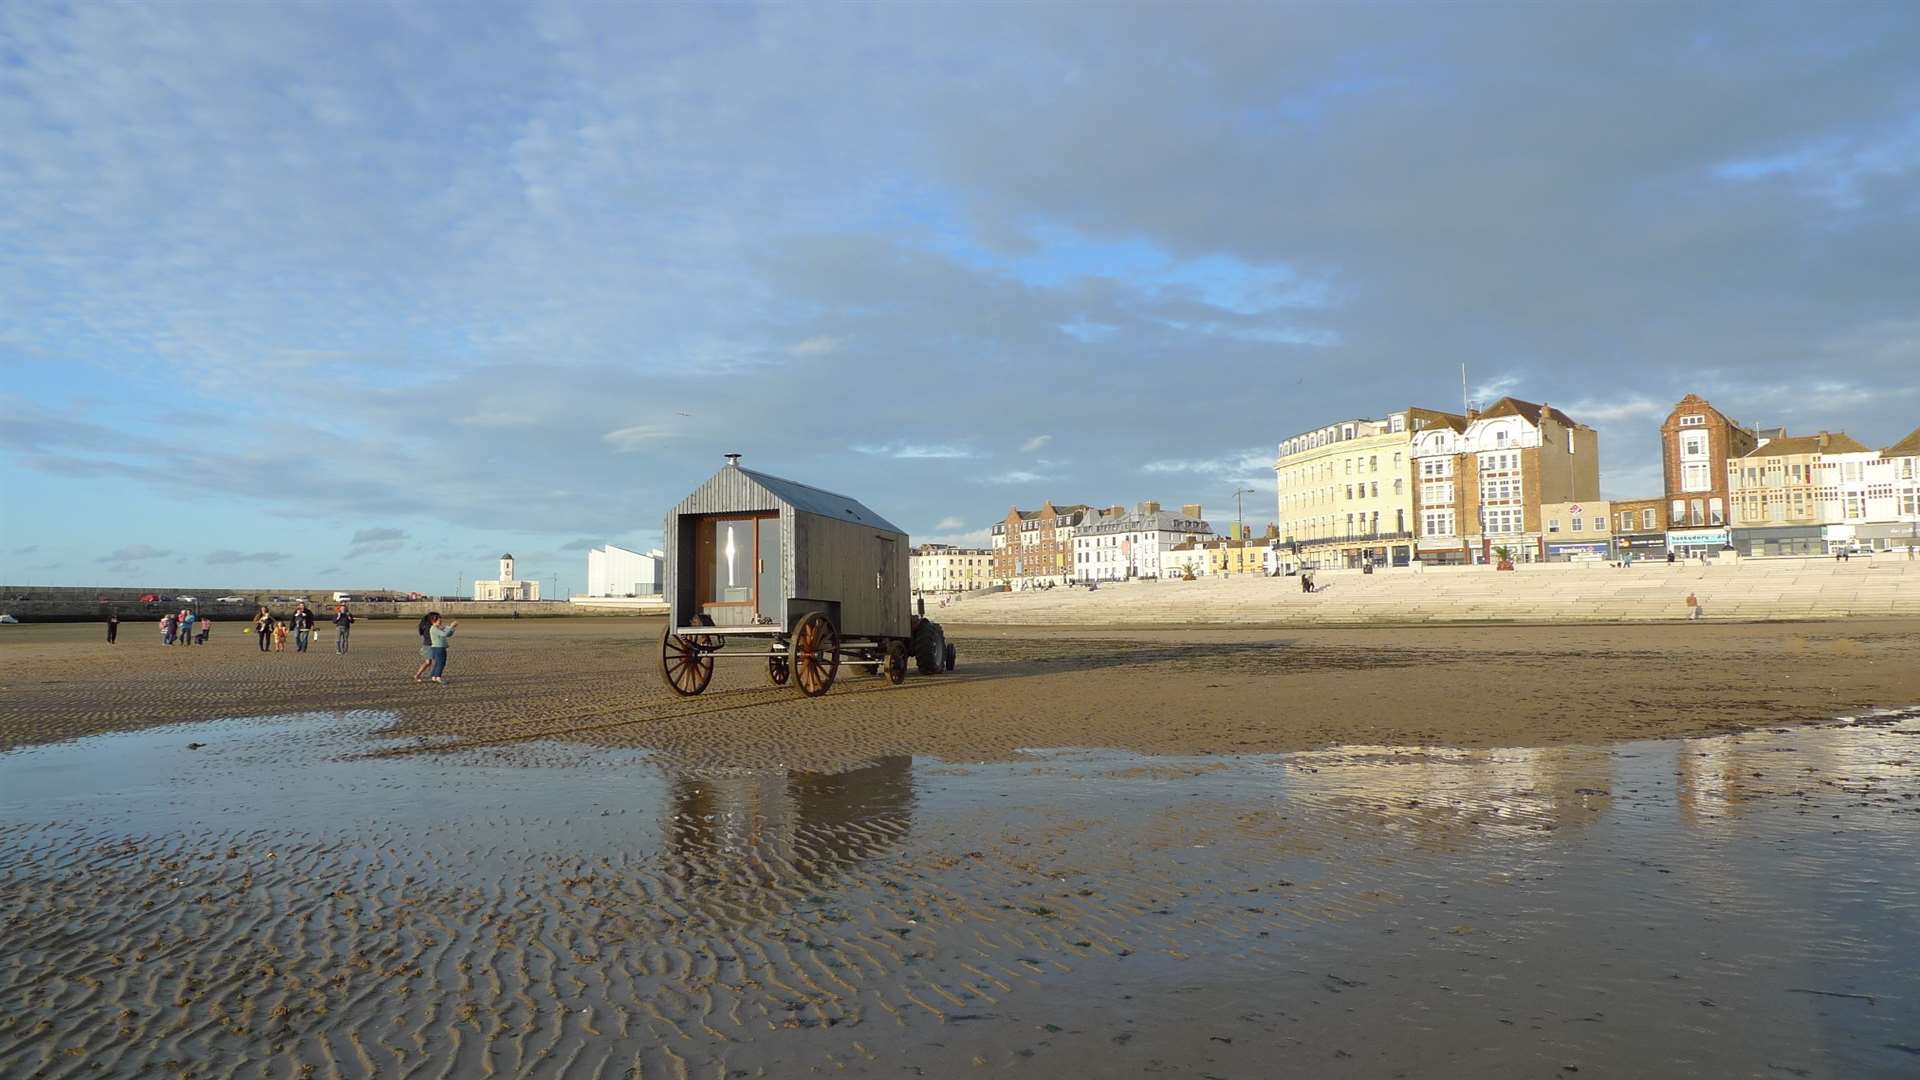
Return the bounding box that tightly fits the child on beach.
[1686,592,1703,621]
[274,621,289,650]
[414,613,435,681]
[423,611,458,684]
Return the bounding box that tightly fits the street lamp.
[1232,487,1257,541]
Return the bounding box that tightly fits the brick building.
[990,501,1091,586]
[1410,397,1601,564]
[1659,394,1761,555]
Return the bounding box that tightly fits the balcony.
[1284,530,1415,548]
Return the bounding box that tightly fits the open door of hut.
[694,514,778,625]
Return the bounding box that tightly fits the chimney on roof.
[1466,407,1481,421]
[724,453,742,467]
[1182,503,1203,520]
[1818,432,1830,449]
[1108,504,1125,517]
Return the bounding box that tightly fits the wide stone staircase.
[939,557,1920,626]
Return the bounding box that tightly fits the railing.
[1281,530,1416,547]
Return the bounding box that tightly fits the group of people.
[148,609,211,646]
[249,603,357,653]
[107,601,459,684]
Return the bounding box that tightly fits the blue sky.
[3,1,1918,590]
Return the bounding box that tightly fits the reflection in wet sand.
[0,712,1916,1078]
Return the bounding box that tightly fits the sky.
[3,1,1918,592]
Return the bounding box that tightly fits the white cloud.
[788,335,841,356]
[934,515,967,530]
[1469,373,1521,405]
[1019,434,1052,452]
[851,442,976,460]
[986,470,1046,485]
[204,549,290,565]
[922,526,992,547]
[1563,396,1665,424]
[603,424,674,451]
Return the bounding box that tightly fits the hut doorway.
[696,514,781,624]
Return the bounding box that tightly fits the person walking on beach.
[291,603,314,652]
[424,612,458,684]
[106,612,119,645]
[197,618,212,645]
[413,613,436,682]
[253,606,273,651]
[1686,591,1704,621]
[161,612,177,645]
[179,609,196,645]
[274,619,289,651]
[333,603,355,654]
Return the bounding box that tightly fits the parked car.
[175,595,197,602]
[140,593,160,603]
[0,614,19,625]
[215,595,246,603]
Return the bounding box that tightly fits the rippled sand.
[4,617,1919,764]
[2,620,1917,1077]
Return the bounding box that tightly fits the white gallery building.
[585,544,663,597]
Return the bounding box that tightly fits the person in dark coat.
[106,612,119,645]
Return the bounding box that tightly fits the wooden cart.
[658,455,951,698]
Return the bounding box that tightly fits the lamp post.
[1232,487,1256,541]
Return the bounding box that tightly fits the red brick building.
[1660,394,1760,553]
[990,501,1090,585]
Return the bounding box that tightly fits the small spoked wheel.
[660,625,714,696]
[885,641,907,685]
[791,612,840,698]
[768,651,790,686]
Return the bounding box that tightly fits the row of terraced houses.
[911,393,1920,590]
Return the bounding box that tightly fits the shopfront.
[1732,525,1823,558]
[1666,528,1730,555]
[1849,522,1920,554]
[1545,541,1610,563]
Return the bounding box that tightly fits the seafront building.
[990,501,1092,586]
[1071,501,1213,582]
[1727,426,1920,556]
[1658,394,1762,556]
[909,544,996,593]
[1540,500,1613,561]
[1274,407,1463,569]
[584,544,661,597]
[1409,397,1601,564]
[1162,533,1275,578]
[473,553,540,601]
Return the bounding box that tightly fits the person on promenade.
[413,613,436,681]
[333,603,355,654]
[161,612,176,645]
[253,606,273,651]
[106,612,118,645]
[425,612,458,684]
[1686,591,1704,622]
[291,603,314,652]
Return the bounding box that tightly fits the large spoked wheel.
[885,641,908,685]
[791,612,840,698]
[768,650,790,686]
[661,625,714,696]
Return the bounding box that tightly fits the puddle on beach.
[2,709,1917,1077]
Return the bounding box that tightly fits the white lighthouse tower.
[499,553,516,583]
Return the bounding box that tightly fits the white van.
[332,592,353,603]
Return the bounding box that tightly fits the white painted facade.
[474,553,540,601]
[585,544,662,597]
[910,546,995,593]
[1070,503,1213,581]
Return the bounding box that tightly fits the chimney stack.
[1182,503,1203,520]
[724,453,742,467]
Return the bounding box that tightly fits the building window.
[1671,499,1685,525]
[1484,507,1524,535]
[1495,430,1508,447]
[1682,462,1712,492]
[1680,415,1705,427]
[1548,519,1560,533]
[1690,499,1704,525]
[1709,498,1723,526]
[1681,434,1707,458]
[1571,516,1583,531]
[1394,479,1404,495]
[1422,510,1455,536]
[1370,455,1378,472]
[1643,508,1656,530]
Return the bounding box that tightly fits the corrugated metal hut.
[663,455,909,638]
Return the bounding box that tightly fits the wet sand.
[2,619,1918,1077]
[3,617,1919,763]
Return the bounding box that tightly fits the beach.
[2,618,1918,1077]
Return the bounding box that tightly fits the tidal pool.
[1,708,1916,1077]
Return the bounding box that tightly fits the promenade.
[943,555,1920,626]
